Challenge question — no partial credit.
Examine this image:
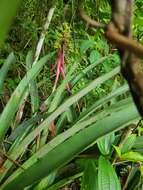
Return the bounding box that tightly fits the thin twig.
[105,24,143,58]
[79,4,105,28]
[0,150,25,170]
[112,124,135,164]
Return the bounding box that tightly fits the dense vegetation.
[0,0,143,189]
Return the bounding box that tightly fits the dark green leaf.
[80,40,95,54]
[81,160,98,190]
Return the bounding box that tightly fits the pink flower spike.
[52,49,63,91]
[60,65,65,79]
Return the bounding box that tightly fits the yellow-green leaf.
[121,151,143,162]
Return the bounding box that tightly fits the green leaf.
[79,84,129,121]
[97,133,115,155]
[121,151,143,162]
[1,98,139,190]
[113,145,121,158]
[80,40,95,54]
[98,156,121,190]
[33,171,57,190]
[81,160,98,190]
[140,166,143,177]
[72,56,112,86]
[46,172,83,190]
[0,53,54,144]
[0,67,124,183]
[89,50,101,64]
[121,134,137,154]
[46,65,120,115]
[0,52,15,95]
[132,136,143,150]
[26,51,39,113]
[0,0,22,44]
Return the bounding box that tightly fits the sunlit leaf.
[98,156,121,190]
[113,145,121,158]
[121,151,143,162]
[97,133,115,155]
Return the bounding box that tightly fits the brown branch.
[109,0,143,117]
[105,24,143,58]
[79,4,143,59]
[79,5,105,28]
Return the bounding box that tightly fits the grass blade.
[0,52,15,95]
[26,51,39,113]
[0,53,54,144]
[79,84,129,121]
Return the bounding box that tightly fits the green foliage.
[121,151,143,162]
[0,0,22,44]
[0,53,15,95]
[81,160,98,190]
[97,133,115,155]
[98,156,121,190]
[121,134,137,154]
[0,52,54,143]
[0,0,143,190]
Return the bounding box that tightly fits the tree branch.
[79,4,105,28]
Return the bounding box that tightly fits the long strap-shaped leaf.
[0,66,121,182]
[2,99,139,189]
[10,66,121,154]
[0,53,15,95]
[22,66,121,149]
[0,53,54,144]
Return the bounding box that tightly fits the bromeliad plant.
[0,0,143,190]
[0,50,142,190]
